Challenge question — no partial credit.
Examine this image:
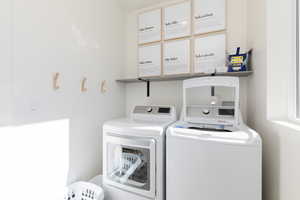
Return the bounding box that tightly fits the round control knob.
[202,109,210,115]
[147,107,153,113]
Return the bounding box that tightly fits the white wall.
[0,0,12,125]
[124,0,249,119]
[1,0,126,182]
[247,0,300,200]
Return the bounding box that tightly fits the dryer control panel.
[134,106,171,115]
[132,105,177,122]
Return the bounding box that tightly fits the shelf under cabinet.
[116,71,253,83]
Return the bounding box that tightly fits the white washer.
[103,106,176,200]
[166,77,262,200]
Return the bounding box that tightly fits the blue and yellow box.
[227,48,252,72]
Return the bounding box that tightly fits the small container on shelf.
[227,48,252,72]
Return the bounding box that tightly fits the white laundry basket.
[64,176,104,200]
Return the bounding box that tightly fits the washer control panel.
[186,102,235,125]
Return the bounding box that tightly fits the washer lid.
[168,121,261,146]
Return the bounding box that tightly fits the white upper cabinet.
[138,9,162,44]
[163,39,190,75]
[164,2,191,40]
[193,0,226,34]
[139,44,161,77]
[194,34,226,74]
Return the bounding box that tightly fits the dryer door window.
[104,133,156,199]
[107,143,150,190]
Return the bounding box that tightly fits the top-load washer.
[103,106,176,200]
[166,77,262,200]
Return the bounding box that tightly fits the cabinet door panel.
[138,9,161,44]
[194,0,226,34]
[164,2,191,40]
[139,44,161,77]
[194,34,226,74]
[164,40,190,75]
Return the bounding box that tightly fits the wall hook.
[53,72,60,90]
[81,77,88,92]
[100,80,107,93]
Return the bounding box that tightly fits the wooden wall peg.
[81,77,88,92]
[53,72,60,90]
[100,80,107,93]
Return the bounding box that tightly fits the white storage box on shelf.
[138,44,161,77]
[193,0,226,34]
[138,9,162,44]
[164,1,191,40]
[163,39,190,75]
[194,34,226,73]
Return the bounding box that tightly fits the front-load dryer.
[103,106,176,200]
[166,77,262,200]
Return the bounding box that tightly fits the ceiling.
[118,0,174,11]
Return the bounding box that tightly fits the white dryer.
[103,106,176,200]
[166,77,262,200]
